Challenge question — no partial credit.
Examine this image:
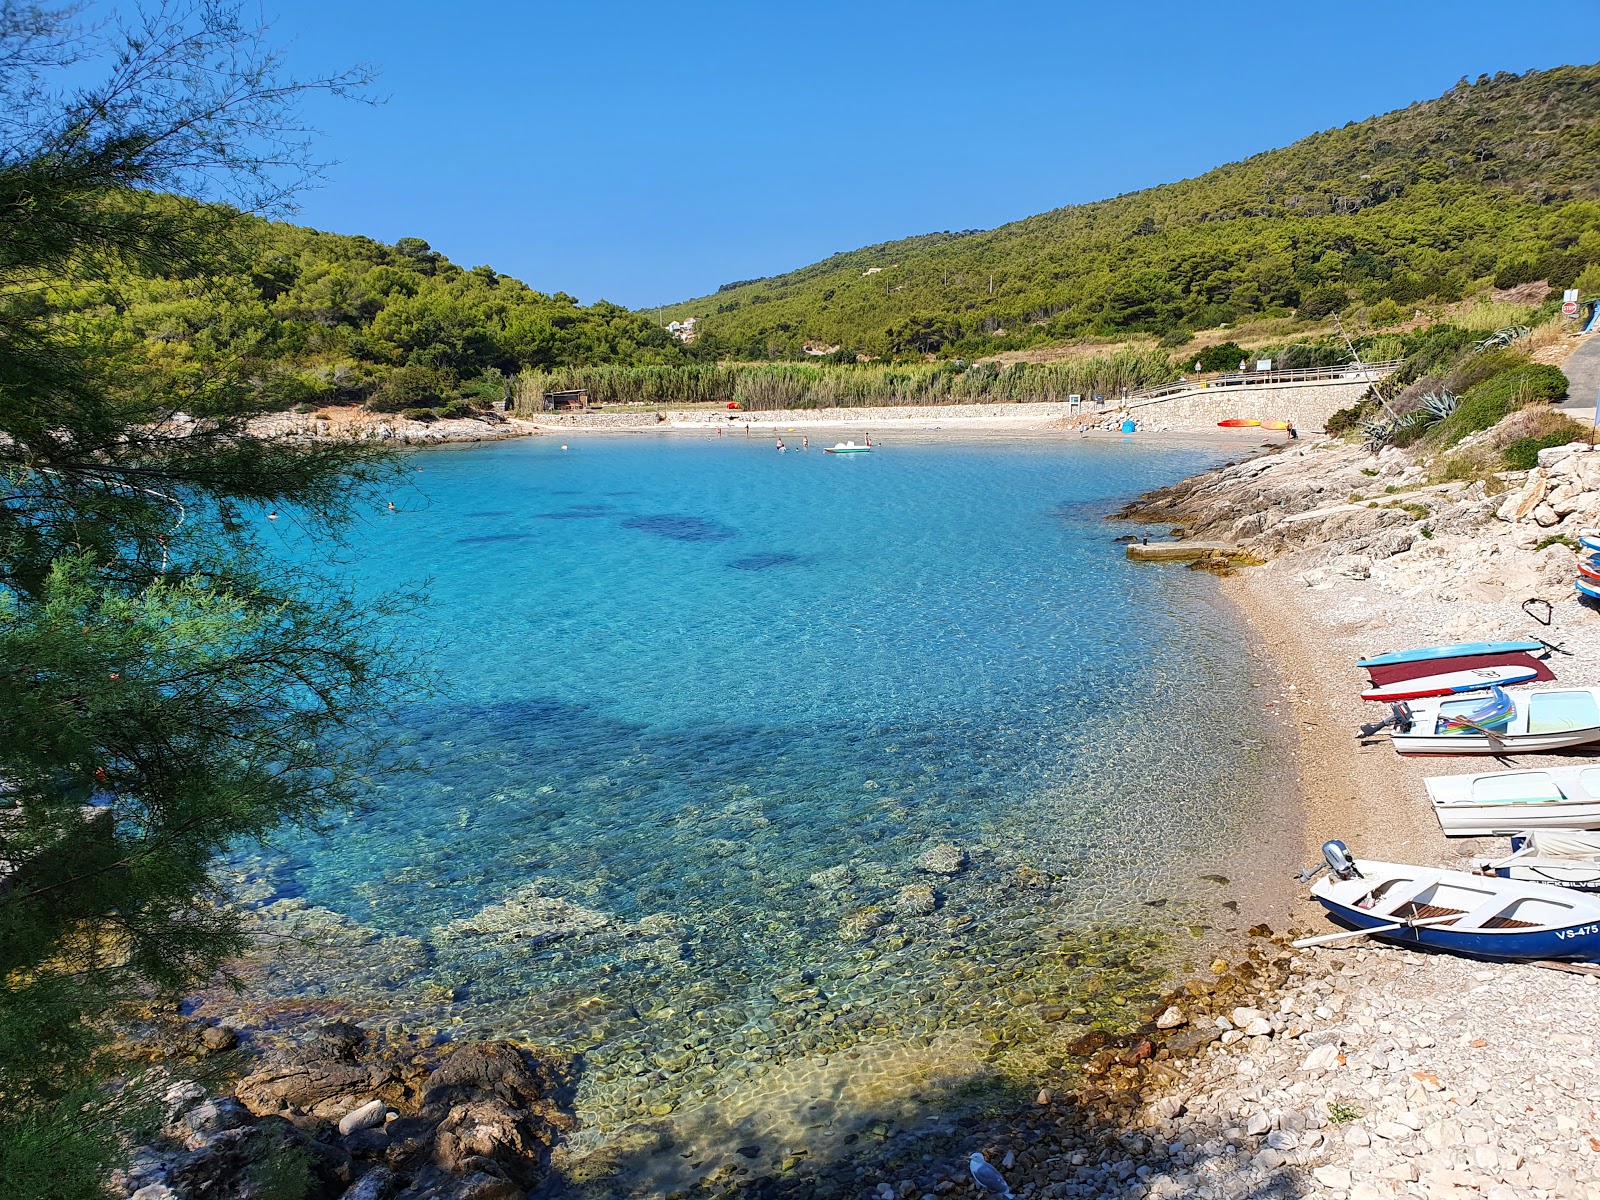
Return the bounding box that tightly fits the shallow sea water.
[228,432,1282,1191]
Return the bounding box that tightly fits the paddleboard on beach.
[1360,664,1540,702]
[1216,418,1261,428]
[1357,639,1545,668]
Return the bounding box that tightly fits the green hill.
[662,65,1600,361]
[53,205,700,415]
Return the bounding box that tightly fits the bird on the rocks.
[969,1152,1013,1198]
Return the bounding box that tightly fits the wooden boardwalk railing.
[1125,360,1402,409]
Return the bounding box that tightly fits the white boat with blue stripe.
[1299,841,1600,962]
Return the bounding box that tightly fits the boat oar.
[1292,913,1464,949]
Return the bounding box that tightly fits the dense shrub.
[1504,430,1582,470]
[1197,341,1248,373]
[1446,347,1528,394]
[1367,298,1407,327]
[438,399,475,419]
[400,407,437,422]
[366,364,455,413]
[1299,285,1347,318]
[1431,363,1568,445]
[1325,397,1375,436]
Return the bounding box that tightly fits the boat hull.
[1428,766,1600,835]
[1310,857,1600,962]
[1435,801,1600,835]
[1315,897,1600,961]
[1394,727,1600,755]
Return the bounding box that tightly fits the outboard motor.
[1392,701,1413,734]
[1322,839,1360,880]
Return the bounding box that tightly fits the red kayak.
[1217,418,1261,428]
[1580,561,1600,584]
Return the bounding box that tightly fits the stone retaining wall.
[1129,378,1375,431]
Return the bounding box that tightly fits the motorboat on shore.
[1300,840,1600,961]
[1476,830,1600,891]
[1371,686,1600,755]
[1427,764,1600,835]
[825,441,872,454]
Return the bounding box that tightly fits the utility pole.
[989,275,994,296]
[1335,314,1390,419]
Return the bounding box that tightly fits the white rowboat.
[1427,764,1600,835]
[1307,848,1600,961]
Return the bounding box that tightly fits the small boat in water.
[1427,764,1600,835]
[1371,686,1600,755]
[1357,639,1544,669]
[1301,840,1600,961]
[825,441,872,454]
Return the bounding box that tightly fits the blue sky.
[263,0,1594,309]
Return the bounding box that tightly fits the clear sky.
[263,0,1595,309]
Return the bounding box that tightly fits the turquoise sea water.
[231,432,1281,1186]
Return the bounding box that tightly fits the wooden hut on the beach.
[543,388,596,412]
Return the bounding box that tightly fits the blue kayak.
[1357,640,1545,669]
[1579,577,1600,601]
[1580,534,1600,554]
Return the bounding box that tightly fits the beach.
[249,400,1292,446]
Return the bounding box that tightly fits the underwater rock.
[893,884,937,917]
[434,882,612,947]
[838,906,888,940]
[915,842,969,875]
[808,863,855,890]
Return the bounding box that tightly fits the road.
[1560,330,1600,419]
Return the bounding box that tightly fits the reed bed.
[512,350,1175,414]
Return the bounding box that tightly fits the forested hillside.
[663,65,1600,361]
[53,204,698,413]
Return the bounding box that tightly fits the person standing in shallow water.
[776,437,785,451]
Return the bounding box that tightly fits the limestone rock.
[892,883,937,916]
[915,842,968,875]
[433,881,612,946]
[1154,1005,1187,1029]
[339,1099,387,1136]
[235,1024,379,1117]
[1314,1165,1352,1190]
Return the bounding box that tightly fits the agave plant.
[1362,418,1395,453]
[1476,325,1531,351]
[1419,388,1459,421]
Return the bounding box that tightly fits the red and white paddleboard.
[1361,664,1540,702]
